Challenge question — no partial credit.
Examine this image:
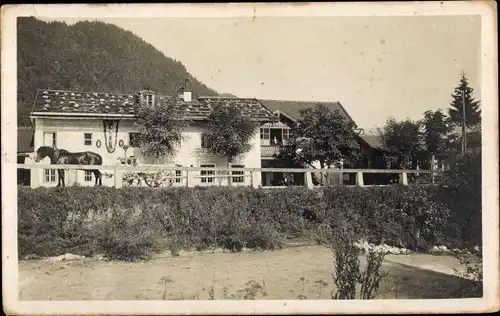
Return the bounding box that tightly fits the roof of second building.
[258,99,356,127]
[359,134,384,150]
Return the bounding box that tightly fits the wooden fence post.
[27,159,40,189]
[305,171,314,189]
[355,171,364,187]
[250,171,259,189]
[399,172,408,185]
[114,168,123,189]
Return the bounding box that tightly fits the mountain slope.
[17,17,218,126]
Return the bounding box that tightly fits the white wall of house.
[32,118,262,187]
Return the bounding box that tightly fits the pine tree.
[447,72,481,128]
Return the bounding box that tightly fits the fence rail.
[16,163,438,189]
[16,164,434,173]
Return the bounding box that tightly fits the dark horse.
[34,146,103,187]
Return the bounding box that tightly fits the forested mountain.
[17,17,218,126]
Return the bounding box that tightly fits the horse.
[34,146,103,187]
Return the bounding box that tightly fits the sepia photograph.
[1,2,498,315]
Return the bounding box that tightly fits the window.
[84,170,93,182]
[260,128,270,145]
[44,169,56,183]
[201,135,212,149]
[145,94,154,106]
[129,133,141,147]
[200,164,215,183]
[43,132,56,147]
[282,129,290,144]
[231,164,245,183]
[84,133,93,146]
[175,165,182,183]
[260,128,270,140]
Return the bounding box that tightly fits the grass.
[18,245,481,300]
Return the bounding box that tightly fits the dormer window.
[139,90,155,106]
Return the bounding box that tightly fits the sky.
[41,16,481,132]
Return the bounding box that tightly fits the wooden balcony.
[261,145,280,159]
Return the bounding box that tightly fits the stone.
[438,245,448,252]
[44,253,86,262]
[430,245,440,252]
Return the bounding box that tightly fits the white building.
[27,82,278,187]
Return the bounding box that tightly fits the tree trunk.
[319,160,325,186]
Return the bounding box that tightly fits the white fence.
[17,163,437,189]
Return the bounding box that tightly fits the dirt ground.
[18,245,480,300]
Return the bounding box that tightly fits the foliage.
[134,98,189,162]
[201,104,258,165]
[96,208,160,261]
[276,104,361,169]
[437,151,482,249]
[377,117,426,169]
[238,280,268,300]
[19,185,459,259]
[358,250,389,299]
[447,72,481,128]
[331,224,389,300]
[331,225,360,299]
[453,247,483,280]
[17,17,218,126]
[420,109,455,162]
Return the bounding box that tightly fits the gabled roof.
[18,126,34,153]
[359,134,383,150]
[30,89,278,121]
[258,99,357,127]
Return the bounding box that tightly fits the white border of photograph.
[1,2,499,315]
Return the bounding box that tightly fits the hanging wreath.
[103,120,119,153]
[118,139,124,147]
[96,140,102,148]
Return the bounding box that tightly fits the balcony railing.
[261,145,280,158]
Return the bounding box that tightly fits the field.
[19,245,481,300]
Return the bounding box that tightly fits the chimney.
[183,79,192,102]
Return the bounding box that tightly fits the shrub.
[331,221,389,300]
[437,152,482,248]
[331,224,360,300]
[96,207,160,261]
[322,185,450,251]
[17,184,459,259]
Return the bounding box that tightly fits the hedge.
[17,182,474,261]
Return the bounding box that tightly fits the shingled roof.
[258,99,357,127]
[359,134,384,150]
[30,89,278,121]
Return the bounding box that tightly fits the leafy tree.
[447,72,481,128]
[201,104,259,166]
[420,109,454,162]
[134,97,188,163]
[276,104,361,170]
[377,118,425,169]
